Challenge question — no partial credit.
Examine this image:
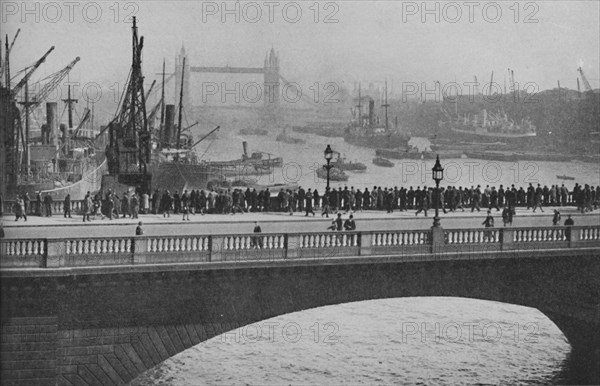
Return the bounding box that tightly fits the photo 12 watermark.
[220,321,340,344]
[400,321,539,344]
[1,1,140,24]
[401,1,540,24]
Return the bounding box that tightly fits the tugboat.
[331,152,367,172]
[372,157,394,167]
[316,167,349,182]
[206,141,283,169]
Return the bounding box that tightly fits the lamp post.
[323,144,334,190]
[432,155,444,228]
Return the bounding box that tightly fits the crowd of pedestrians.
[5,182,599,223]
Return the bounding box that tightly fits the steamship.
[344,94,411,149]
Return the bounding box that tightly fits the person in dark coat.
[502,206,513,226]
[305,188,315,216]
[328,213,343,231]
[564,215,574,240]
[83,192,92,222]
[44,194,53,217]
[135,221,144,235]
[63,194,72,218]
[552,210,561,226]
[482,210,495,241]
[344,214,356,230]
[251,221,263,248]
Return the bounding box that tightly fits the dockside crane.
[0,28,20,84]
[12,46,55,96]
[107,16,151,188]
[19,57,80,122]
[577,66,593,92]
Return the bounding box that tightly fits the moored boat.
[556,175,575,180]
[372,157,394,167]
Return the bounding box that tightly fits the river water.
[193,130,600,193]
[129,130,598,385]
[130,298,577,385]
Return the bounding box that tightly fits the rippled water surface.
[131,297,574,385]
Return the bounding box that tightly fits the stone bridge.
[1,225,599,385]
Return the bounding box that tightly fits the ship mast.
[382,80,389,131]
[159,58,166,146]
[176,56,185,149]
[62,84,78,128]
[18,81,35,174]
[357,82,362,126]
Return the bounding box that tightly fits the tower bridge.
[175,47,281,121]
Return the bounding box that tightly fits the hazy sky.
[3,0,599,98]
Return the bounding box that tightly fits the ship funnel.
[164,104,175,146]
[46,102,58,148]
[368,99,374,126]
[243,141,248,157]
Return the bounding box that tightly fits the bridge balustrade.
[445,228,499,244]
[579,226,600,241]
[0,239,46,268]
[142,236,211,264]
[61,237,134,266]
[513,228,566,242]
[1,225,599,269]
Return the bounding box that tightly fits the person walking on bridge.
[482,210,495,241]
[552,210,561,226]
[14,195,26,222]
[82,192,92,222]
[305,188,315,216]
[415,187,429,217]
[63,194,72,218]
[564,215,574,240]
[251,221,263,249]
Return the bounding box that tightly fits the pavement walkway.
[2,206,598,239]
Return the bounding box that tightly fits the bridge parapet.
[1,225,599,269]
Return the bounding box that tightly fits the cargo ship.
[436,97,537,143]
[344,84,411,149]
[375,147,423,160]
[0,35,107,200]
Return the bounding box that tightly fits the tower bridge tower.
[264,48,280,117]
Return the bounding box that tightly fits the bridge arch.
[132,297,572,384]
[1,250,598,385]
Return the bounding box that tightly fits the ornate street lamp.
[323,144,334,190]
[432,155,444,228]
